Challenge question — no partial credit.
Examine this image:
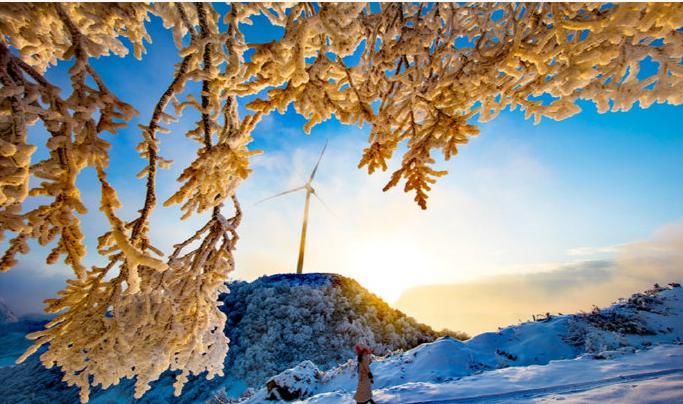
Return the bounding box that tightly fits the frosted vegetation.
[221,274,443,385]
[0,3,682,401]
[1,279,682,402]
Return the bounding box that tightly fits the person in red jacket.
[354,344,375,404]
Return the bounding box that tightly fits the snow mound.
[243,284,683,402]
[265,361,322,401]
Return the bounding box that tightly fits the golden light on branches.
[0,2,681,401]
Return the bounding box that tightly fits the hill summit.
[221,273,442,385]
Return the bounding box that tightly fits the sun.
[343,237,428,304]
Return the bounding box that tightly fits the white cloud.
[568,245,622,257]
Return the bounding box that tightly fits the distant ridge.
[0,298,17,324]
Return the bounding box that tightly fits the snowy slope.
[0,301,50,367]
[532,370,683,403]
[303,343,683,403]
[243,284,683,403]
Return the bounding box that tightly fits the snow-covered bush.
[207,388,255,404]
[624,284,669,313]
[265,360,321,401]
[439,328,470,341]
[563,285,679,350]
[582,309,655,336]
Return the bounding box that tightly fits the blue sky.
[1,11,682,323]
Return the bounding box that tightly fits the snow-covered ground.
[297,344,683,403]
[243,284,683,403]
[1,282,681,403]
[532,371,683,403]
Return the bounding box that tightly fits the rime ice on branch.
[0,2,682,402]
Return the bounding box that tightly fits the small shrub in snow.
[496,349,518,361]
[439,328,470,341]
[625,286,667,313]
[532,312,553,322]
[582,308,655,336]
[207,387,256,404]
[207,390,232,404]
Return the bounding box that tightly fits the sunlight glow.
[344,237,427,304]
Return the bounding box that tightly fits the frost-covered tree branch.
[0,2,681,402]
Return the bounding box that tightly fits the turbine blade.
[312,190,335,217]
[308,139,329,182]
[254,186,305,205]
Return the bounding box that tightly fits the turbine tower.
[256,141,332,274]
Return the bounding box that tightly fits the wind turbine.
[256,141,332,274]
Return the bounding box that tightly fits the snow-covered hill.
[1,279,681,403]
[221,273,442,385]
[0,273,442,403]
[242,283,683,403]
